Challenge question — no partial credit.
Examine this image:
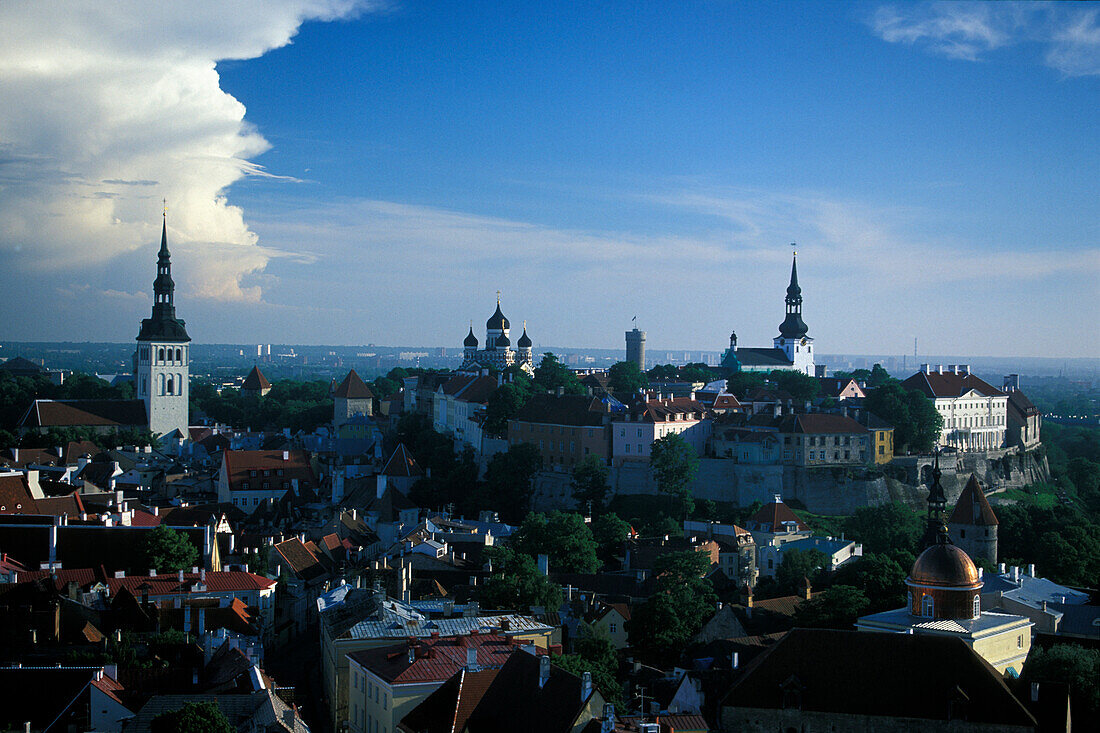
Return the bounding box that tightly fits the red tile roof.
[349,634,535,686]
[335,370,375,399]
[130,509,162,527]
[241,366,271,392]
[901,371,1005,399]
[949,475,998,527]
[0,474,39,514]
[748,501,809,533]
[221,449,317,493]
[274,537,325,580]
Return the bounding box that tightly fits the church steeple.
[924,450,949,547]
[777,251,808,339]
[137,212,190,343]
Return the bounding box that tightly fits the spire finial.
[163,198,167,217]
[496,290,501,305]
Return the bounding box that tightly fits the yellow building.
[587,602,631,650]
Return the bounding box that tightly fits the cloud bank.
[870,2,1100,76]
[0,0,369,305]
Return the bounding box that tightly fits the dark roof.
[901,371,1006,399]
[241,366,271,392]
[440,374,497,404]
[1006,389,1039,417]
[513,393,606,427]
[20,399,148,429]
[747,501,809,533]
[486,301,510,331]
[464,327,479,348]
[0,474,39,514]
[221,449,317,494]
[0,667,98,731]
[382,444,424,478]
[135,218,190,343]
[517,327,532,348]
[618,396,707,423]
[398,667,500,733]
[815,377,863,398]
[721,629,1037,727]
[274,537,326,581]
[776,413,868,435]
[461,651,597,733]
[735,348,792,367]
[349,634,524,686]
[948,475,998,527]
[335,369,375,400]
[0,356,46,374]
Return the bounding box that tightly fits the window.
[973,596,981,619]
[253,498,259,506]
[608,623,617,634]
[620,428,625,437]
[960,529,966,539]
[158,347,165,361]
[1017,635,1023,648]
[636,428,642,437]
[921,594,934,617]
[767,559,773,569]
[242,481,250,490]
[625,444,630,454]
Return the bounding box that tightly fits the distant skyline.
[0,1,1097,357]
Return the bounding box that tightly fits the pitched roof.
[274,537,326,581]
[349,634,530,686]
[335,369,375,399]
[815,377,865,399]
[0,473,39,514]
[382,444,424,478]
[747,500,809,533]
[513,393,607,427]
[777,413,868,435]
[735,348,792,367]
[461,651,598,733]
[948,474,998,527]
[0,355,46,373]
[618,396,707,423]
[1006,389,1039,417]
[241,366,271,391]
[398,667,500,733]
[440,374,498,404]
[901,371,1006,399]
[721,629,1037,727]
[20,399,148,429]
[221,449,317,494]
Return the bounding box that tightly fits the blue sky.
[0,1,1097,358]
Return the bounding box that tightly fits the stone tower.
[948,474,999,568]
[333,369,374,428]
[626,326,646,370]
[135,214,190,437]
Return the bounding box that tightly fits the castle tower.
[135,214,190,437]
[333,369,374,428]
[626,325,646,370]
[948,475,999,567]
[773,251,814,375]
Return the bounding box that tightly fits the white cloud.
[869,2,1100,76]
[0,1,372,302]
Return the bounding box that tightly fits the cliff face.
[599,447,1050,516]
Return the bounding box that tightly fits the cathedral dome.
[464,327,478,348]
[486,302,509,331]
[517,326,531,348]
[909,543,981,589]
[496,333,511,347]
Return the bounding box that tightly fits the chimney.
[200,568,206,582]
[731,652,739,669]
[936,365,944,374]
[921,363,931,374]
[1027,564,1035,577]
[557,386,564,397]
[149,569,157,577]
[581,671,593,702]
[178,569,185,583]
[538,655,551,688]
[197,607,206,633]
[802,576,812,601]
[466,646,479,671]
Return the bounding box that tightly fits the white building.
[901,366,1008,452]
[134,215,190,437]
[611,394,711,466]
[459,296,534,375]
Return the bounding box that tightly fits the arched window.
[175,348,182,362]
[177,373,183,395]
[973,595,981,619]
[158,347,165,362]
[921,594,934,618]
[159,374,166,395]
[166,376,173,395]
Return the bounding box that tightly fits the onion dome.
[464,326,479,348]
[486,298,509,331]
[517,322,532,348]
[496,333,511,348]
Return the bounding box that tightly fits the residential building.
[432,372,497,449]
[814,376,865,401]
[981,564,1099,640]
[587,601,631,650]
[611,394,710,466]
[712,427,781,464]
[508,393,610,469]
[776,413,870,466]
[758,536,862,579]
[217,449,318,513]
[719,629,1039,732]
[901,365,1008,452]
[684,519,758,588]
[347,633,539,733]
[743,497,812,552]
[134,214,191,438]
[854,411,895,464]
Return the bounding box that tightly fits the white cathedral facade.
[460,296,535,375]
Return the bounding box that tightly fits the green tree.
[792,585,870,629]
[650,433,699,520]
[478,546,562,611]
[608,361,648,394]
[551,653,623,709]
[843,502,923,555]
[723,371,766,398]
[1021,644,1100,722]
[627,550,716,664]
[775,548,828,595]
[680,363,714,383]
[483,382,533,437]
[151,701,234,733]
[867,364,895,388]
[864,383,943,454]
[831,551,909,611]
[533,353,584,395]
[768,370,820,402]
[646,364,678,381]
[142,525,199,573]
[510,511,599,574]
[481,443,543,523]
[571,454,611,514]
[592,512,631,563]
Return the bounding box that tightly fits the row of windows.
[948,415,1004,428]
[521,424,597,437]
[909,591,981,620]
[240,481,291,490]
[249,468,285,477]
[138,346,186,364]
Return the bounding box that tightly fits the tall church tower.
[773,251,814,375]
[135,214,191,437]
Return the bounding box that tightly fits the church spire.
[137,211,190,343]
[777,250,809,339]
[924,450,950,546]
